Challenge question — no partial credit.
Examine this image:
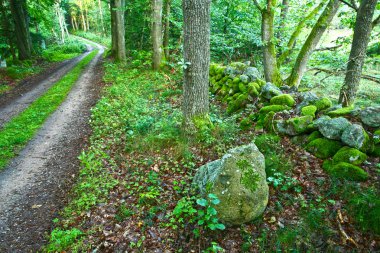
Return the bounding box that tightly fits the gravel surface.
[0,42,105,252]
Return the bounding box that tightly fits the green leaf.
[198,220,205,225]
[215,223,226,230]
[196,198,207,207]
[208,193,218,199]
[211,198,220,205]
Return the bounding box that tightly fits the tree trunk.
[98,0,106,35]
[163,0,171,61]
[79,0,86,31]
[110,0,117,55]
[339,0,377,106]
[114,0,126,61]
[261,0,282,86]
[152,0,163,70]
[182,0,211,131]
[278,2,324,66]
[9,0,32,60]
[287,0,340,88]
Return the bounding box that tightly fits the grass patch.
[0,50,98,170]
[0,84,10,94]
[74,31,111,48]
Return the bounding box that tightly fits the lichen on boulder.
[360,106,380,127]
[341,124,372,153]
[317,117,352,140]
[192,143,269,225]
[306,138,342,159]
[261,82,282,100]
[270,94,296,107]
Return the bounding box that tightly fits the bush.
[42,38,87,62]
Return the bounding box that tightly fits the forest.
[0,0,379,252]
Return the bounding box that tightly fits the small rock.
[360,106,380,127]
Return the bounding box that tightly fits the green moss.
[332,147,367,165]
[327,105,354,117]
[240,117,253,130]
[323,161,368,182]
[233,77,240,84]
[247,83,259,97]
[307,131,322,143]
[371,145,380,157]
[257,79,266,87]
[270,94,295,107]
[227,93,248,114]
[301,105,317,118]
[314,97,332,111]
[192,114,214,131]
[239,82,247,93]
[263,111,276,132]
[373,129,380,145]
[306,138,342,159]
[278,116,314,135]
[237,159,260,192]
[259,105,289,114]
[216,66,226,75]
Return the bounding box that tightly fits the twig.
[308,67,380,84]
[336,209,359,248]
[314,45,342,51]
[339,0,358,11]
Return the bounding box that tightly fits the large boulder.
[192,143,268,225]
[360,106,380,127]
[317,117,352,140]
[341,124,371,152]
[276,116,314,136]
[261,82,282,100]
[244,67,260,82]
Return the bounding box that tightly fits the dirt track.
[0,42,104,252]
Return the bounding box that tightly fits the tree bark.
[9,0,32,60]
[278,2,324,66]
[163,0,171,61]
[182,0,211,130]
[110,0,117,55]
[114,0,126,61]
[98,0,106,35]
[152,0,163,70]
[79,0,87,31]
[261,0,282,86]
[339,0,377,106]
[287,0,340,88]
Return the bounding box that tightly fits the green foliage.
[45,228,83,252]
[3,63,43,80]
[267,172,302,193]
[0,51,97,170]
[170,194,225,238]
[42,38,86,62]
[73,31,111,47]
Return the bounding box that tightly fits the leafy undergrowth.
[42,38,87,62]
[46,60,379,252]
[0,50,98,170]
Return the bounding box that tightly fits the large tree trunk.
[163,0,171,61]
[287,0,340,88]
[182,0,211,131]
[114,0,126,61]
[152,0,163,70]
[261,0,282,86]
[9,0,32,60]
[110,0,117,55]
[277,2,323,66]
[79,0,87,31]
[98,0,106,35]
[339,0,378,106]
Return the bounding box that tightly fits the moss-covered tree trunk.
[339,0,378,106]
[182,0,211,131]
[277,2,323,66]
[286,0,340,88]
[9,0,32,60]
[261,0,282,86]
[152,0,163,70]
[163,0,171,61]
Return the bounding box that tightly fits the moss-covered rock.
[239,82,247,93]
[263,111,276,132]
[270,94,296,107]
[247,83,259,97]
[301,105,317,118]
[233,77,240,84]
[332,147,367,165]
[341,124,372,153]
[276,116,314,136]
[306,138,343,159]
[323,161,368,182]
[318,117,352,140]
[327,105,354,117]
[259,105,289,114]
[227,93,248,114]
[314,97,332,111]
[240,117,254,130]
[374,129,380,145]
[371,144,380,157]
[192,143,269,225]
[307,131,323,143]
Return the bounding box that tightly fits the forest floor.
[0,42,105,252]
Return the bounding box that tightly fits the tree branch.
[252,0,263,12]
[308,67,380,84]
[314,45,342,51]
[372,14,380,28]
[339,0,358,11]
